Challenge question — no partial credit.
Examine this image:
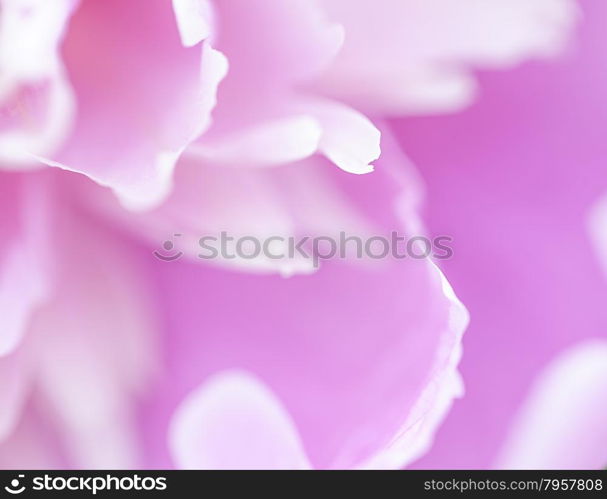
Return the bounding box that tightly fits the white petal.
[189,115,322,167]
[496,341,607,469]
[316,0,578,114]
[306,98,380,174]
[169,371,311,469]
[0,0,76,164]
[172,0,214,46]
[31,211,158,468]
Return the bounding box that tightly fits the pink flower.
[0,0,579,469]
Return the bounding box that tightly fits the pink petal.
[95,125,392,275]
[0,172,53,444]
[25,205,158,469]
[0,0,76,164]
[0,173,50,356]
[193,96,380,174]
[143,246,467,469]
[212,0,343,89]
[0,349,31,442]
[169,371,311,470]
[588,195,607,276]
[140,133,468,468]
[495,341,607,469]
[40,0,227,210]
[187,0,377,174]
[315,0,579,114]
[188,115,323,167]
[307,98,380,175]
[0,401,68,469]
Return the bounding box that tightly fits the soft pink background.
[405,0,607,468]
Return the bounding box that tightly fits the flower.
[0,0,579,469]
